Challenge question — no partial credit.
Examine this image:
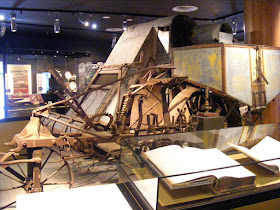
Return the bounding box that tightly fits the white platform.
[17,184,132,210]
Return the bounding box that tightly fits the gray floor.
[0,147,119,209]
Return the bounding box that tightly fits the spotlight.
[54,13,60,34]
[78,18,89,27]
[92,23,97,29]
[54,18,60,33]
[10,13,17,32]
[232,18,237,35]
[122,20,127,30]
[0,15,4,21]
[84,21,89,27]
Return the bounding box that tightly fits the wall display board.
[6,64,32,99]
[37,72,51,94]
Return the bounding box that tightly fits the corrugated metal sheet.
[105,16,176,66]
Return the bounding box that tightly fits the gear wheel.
[83,113,113,131]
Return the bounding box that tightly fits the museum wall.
[0,32,112,118]
[0,32,112,63]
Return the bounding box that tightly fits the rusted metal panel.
[192,23,233,44]
[173,46,223,92]
[225,47,253,106]
[262,48,280,104]
[172,44,280,106]
[221,43,227,93]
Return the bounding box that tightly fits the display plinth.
[119,123,280,209]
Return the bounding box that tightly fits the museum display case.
[119,123,280,209]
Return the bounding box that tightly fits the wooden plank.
[99,70,119,74]
[89,85,113,90]
[221,43,227,94]
[130,86,164,129]
[168,86,198,123]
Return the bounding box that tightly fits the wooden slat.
[89,85,113,90]
[99,70,119,74]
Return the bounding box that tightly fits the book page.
[228,144,256,160]
[243,136,280,170]
[230,136,280,171]
[143,145,255,185]
[173,147,255,184]
[143,145,192,178]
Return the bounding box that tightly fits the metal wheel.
[0,147,74,209]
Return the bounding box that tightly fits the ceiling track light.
[92,23,97,29]
[122,20,128,30]
[232,17,237,35]
[54,13,60,34]
[84,21,89,27]
[78,18,89,27]
[0,15,5,21]
[0,22,6,37]
[111,34,117,48]
[10,12,17,32]
[126,17,133,22]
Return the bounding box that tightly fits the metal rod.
[225,101,238,120]
[41,164,66,184]
[0,185,23,191]
[41,150,53,170]
[49,69,95,129]
[0,7,165,18]
[38,112,109,139]
[0,201,16,210]
[0,171,24,184]
[0,158,41,166]
[12,154,27,179]
[211,10,244,21]
[43,182,71,185]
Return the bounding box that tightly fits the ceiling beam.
[0,7,165,18]
[13,0,27,8]
[0,6,244,22]
[212,11,243,21]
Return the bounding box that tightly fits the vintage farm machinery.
[1,14,280,209]
[0,64,197,209]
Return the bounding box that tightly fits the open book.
[229,136,280,174]
[142,145,256,192]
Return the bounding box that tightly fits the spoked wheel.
[0,147,74,209]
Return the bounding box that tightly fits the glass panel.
[0,61,4,119]
[120,123,280,209]
[119,142,158,209]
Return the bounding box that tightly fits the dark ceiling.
[0,0,244,43]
